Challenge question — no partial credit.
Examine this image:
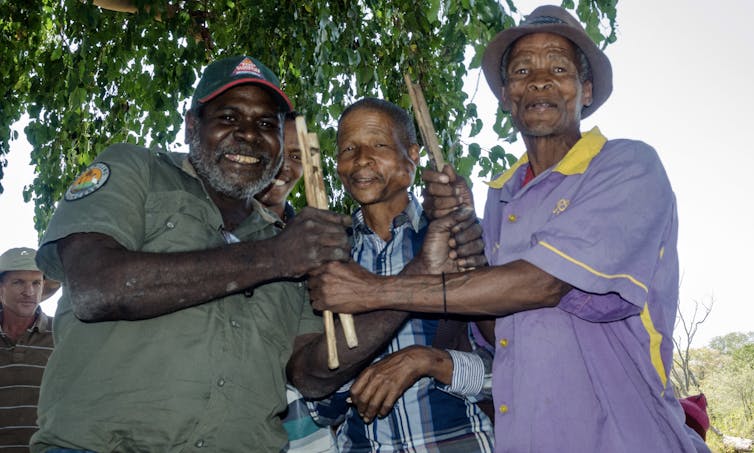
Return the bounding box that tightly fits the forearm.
[372,260,569,316]
[288,309,409,399]
[60,233,299,321]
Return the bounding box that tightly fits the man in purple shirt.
[307,5,708,452]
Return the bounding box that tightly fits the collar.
[0,306,50,335]
[486,127,607,189]
[352,192,425,235]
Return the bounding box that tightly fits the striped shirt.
[0,308,53,453]
[311,195,494,452]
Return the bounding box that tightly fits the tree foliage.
[1,0,618,234]
[679,331,754,450]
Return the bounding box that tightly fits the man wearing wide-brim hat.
[0,247,60,452]
[308,4,708,452]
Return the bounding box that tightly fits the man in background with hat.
[308,5,709,452]
[0,247,59,452]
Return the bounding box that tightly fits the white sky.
[1,0,752,346]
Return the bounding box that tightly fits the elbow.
[286,355,342,400]
[541,279,572,308]
[69,284,122,322]
[296,381,332,401]
[287,365,330,400]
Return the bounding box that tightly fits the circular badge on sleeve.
[64,162,111,201]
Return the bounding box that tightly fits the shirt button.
[166,221,175,229]
[195,439,205,447]
[499,338,509,347]
[499,404,509,414]
[217,378,225,387]
[507,214,517,222]
[230,320,240,328]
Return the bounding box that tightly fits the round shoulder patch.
[65,162,111,201]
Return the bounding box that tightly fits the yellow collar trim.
[485,127,607,189]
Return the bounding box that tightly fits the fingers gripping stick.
[404,73,476,271]
[295,116,358,369]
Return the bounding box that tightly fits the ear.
[500,86,512,112]
[581,80,594,108]
[407,143,421,166]
[184,110,198,144]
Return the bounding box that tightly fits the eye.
[257,118,280,130]
[553,66,566,73]
[289,151,302,161]
[339,145,355,155]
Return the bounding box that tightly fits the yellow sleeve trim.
[539,240,668,390]
[538,240,648,293]
[640,303,668,389]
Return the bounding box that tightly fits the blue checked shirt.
[309,194,494,452]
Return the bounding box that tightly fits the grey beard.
[188,134,282,200]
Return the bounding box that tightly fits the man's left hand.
[349,346,452,423]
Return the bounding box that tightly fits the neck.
[361,193,411,242]
[2,310,36,342]
[207,189,256,231]
[266,202,286,220]
[522,131,581,175]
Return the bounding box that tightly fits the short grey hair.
[337,98,417,147]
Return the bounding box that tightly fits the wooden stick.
[404,73,445,171]
[404,74,477,272]
[295,116,359,369]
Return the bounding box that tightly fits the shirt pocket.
[144,191,223,252]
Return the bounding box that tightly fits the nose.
[233,120,262,144]
[527,69,553,91]
[21,282,39,297]
[353,147,374,167]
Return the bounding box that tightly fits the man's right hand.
[406,206,485,276]
[422,165,475,219]
[273,207,352,278]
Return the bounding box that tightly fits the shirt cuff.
[444,349,484,396]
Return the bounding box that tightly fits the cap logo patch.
[231,57,262,78]
[65,162,110,201]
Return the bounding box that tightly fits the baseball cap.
[191,55,293,112]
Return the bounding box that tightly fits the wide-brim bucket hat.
[482,5,612,118]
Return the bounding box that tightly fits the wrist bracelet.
[441,272,447,316]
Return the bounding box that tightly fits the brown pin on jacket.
[295,116,359,370]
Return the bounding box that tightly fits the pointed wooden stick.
[404,73,445,171]
[295,116,359,369]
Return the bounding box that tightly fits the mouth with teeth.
[224,153,260,165]
[526,100,558,112]
[271,178,288,186]
[350,173,380,188]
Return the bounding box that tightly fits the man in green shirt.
[32,55,348,453]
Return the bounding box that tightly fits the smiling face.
[501,32,593,140]
[186,84,284,200]
[255,119,303,211]
[0,270,44,320]
[336,107,419,214]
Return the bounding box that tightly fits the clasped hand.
[273,207,352,278]
[308,207,485,314]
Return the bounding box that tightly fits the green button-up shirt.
[33,144,321,452]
